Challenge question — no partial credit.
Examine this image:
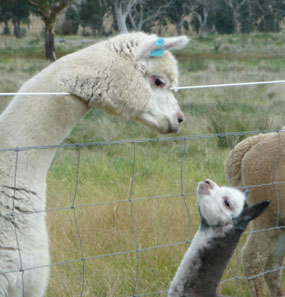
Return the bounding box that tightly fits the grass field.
[1,32,285,296]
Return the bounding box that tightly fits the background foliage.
[1,0,285,39]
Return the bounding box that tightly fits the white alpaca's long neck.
[168,225,242,297]
[0,94,89,191]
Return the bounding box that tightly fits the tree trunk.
[12,19,21,38]
[3,21,10,35]
[176,20,182,35]
[91,25,96,36]
[82,25,86,36]
[195,6,208,37]
[115,5,128,33]
[45,22,56,61]
[200,21,207,36]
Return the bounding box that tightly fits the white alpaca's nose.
[177,111,185,124]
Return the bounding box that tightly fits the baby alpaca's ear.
[238,200,271,225]
[135,36,189,61]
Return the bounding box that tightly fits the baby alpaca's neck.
[168,225,242,297]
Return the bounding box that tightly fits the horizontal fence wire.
[0,128,284,296]
[0,128,283,153]
[0,92,71,96]
[0,80,285,96]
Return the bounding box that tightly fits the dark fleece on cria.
[181,226,243,297]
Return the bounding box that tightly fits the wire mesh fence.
[0,128,284,296]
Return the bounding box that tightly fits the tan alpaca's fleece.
[225,130,285,297]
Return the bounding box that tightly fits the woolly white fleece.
[0,32,188,297]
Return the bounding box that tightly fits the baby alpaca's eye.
[151,75,165,88]
[223,197,231,209]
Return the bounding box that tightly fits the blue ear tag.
[150,38,165,57]
[149,48,165,57]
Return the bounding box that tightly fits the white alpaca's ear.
[164,36,189,50]
[135,36,189,61]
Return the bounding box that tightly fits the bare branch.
[125,0,140,16]
[128,7,138,30]
[48,0,71,22]
[27,0,41,9]
[224,0,248,13]
[131,0,173,31]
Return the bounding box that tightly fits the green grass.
[1,32,285,296]
[46,139,229,296]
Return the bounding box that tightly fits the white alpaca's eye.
[223,197,231,209]
[155,78,163,87]
[151,75,165,88]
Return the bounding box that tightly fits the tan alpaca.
[225,130,285,297]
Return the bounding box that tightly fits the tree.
[128,0,172,32]
[233,0,254,33]
[166,0,191,35]
[224,0,249,32]
[0,0,12,35]
[102,0,174,33]
[27,0,72,61]
[11,0,30,38]
[191,0,216,36]
[109,0,140,33]
[215,0,235,34]
[80,0,107,35]
[254,0,285,32]
[0,0,30,37]
[63,5,80,34]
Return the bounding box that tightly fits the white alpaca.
[168,179,270,297]
[0,32,188,297]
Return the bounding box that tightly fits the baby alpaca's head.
[197,179,270,229]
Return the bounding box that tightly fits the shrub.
[215,5,235,34]
[56,6,79,35]
[207,100,272,148]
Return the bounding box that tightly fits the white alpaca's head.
[132,35,188,133]
[62,33,189,134]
